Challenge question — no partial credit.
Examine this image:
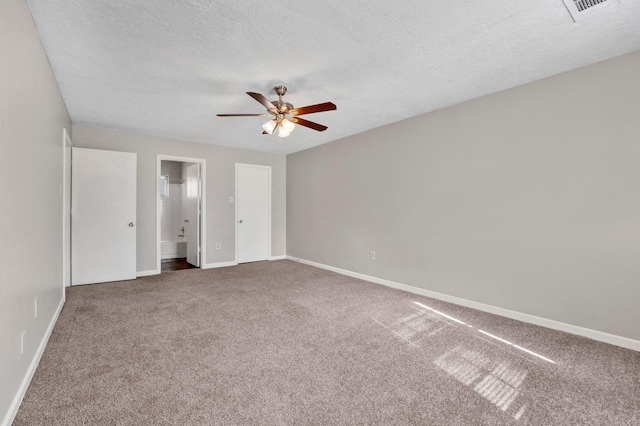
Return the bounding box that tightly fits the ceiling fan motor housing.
[271,100,294,114]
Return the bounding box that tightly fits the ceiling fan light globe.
[281,118,295,133]
[262,119,276,134]
[278,127,292,138]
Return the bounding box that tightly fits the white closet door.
[72,148,137,285]
[236,164,271,263]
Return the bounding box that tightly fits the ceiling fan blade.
[247,92,277,112]
[291,117,328,132]
[217,113,270,117]
[290,102,336,116]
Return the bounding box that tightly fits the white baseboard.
[2,295,65,426]
[203,261,238,269]
[270,255,286,260]
[136,270,159,277]
[286,256,640,352]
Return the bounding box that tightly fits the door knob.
[239,220,243,223]
[129,222,135,227]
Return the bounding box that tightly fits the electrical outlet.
[21,331,26,354]
[34,298,38,318]
[216,243,221,250]
[370,251,376,260]
[229,196,234,203]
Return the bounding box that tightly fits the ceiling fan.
[217,86,336,138]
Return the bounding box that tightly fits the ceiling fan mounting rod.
[272,86,290,114]
[274,85,287,100]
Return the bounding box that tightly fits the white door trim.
[235,163,272,263]
[156,155,207,273]
[62,129,73,289]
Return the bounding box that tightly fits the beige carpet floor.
[14,260,640,425]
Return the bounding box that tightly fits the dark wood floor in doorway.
[161,257,197,272]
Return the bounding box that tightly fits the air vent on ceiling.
[573,0,608,12]
[562,0,613,22]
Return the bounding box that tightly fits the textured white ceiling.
[26,0,640,154]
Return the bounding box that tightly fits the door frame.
[235,163,271,263]
[62,128,73,289]
[156,155,207,273]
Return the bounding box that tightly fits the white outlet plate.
[370,251,376,260]
[216,243,221,249]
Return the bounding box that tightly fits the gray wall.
[160,160,183,179]
[287,51,640,341]
[0,0,71,421]
[72,126,286,271]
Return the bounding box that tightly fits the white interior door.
[72,148,137,285]
[237,164,270,263]
[186,163,200,267]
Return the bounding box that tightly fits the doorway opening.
[157,155,206,273]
